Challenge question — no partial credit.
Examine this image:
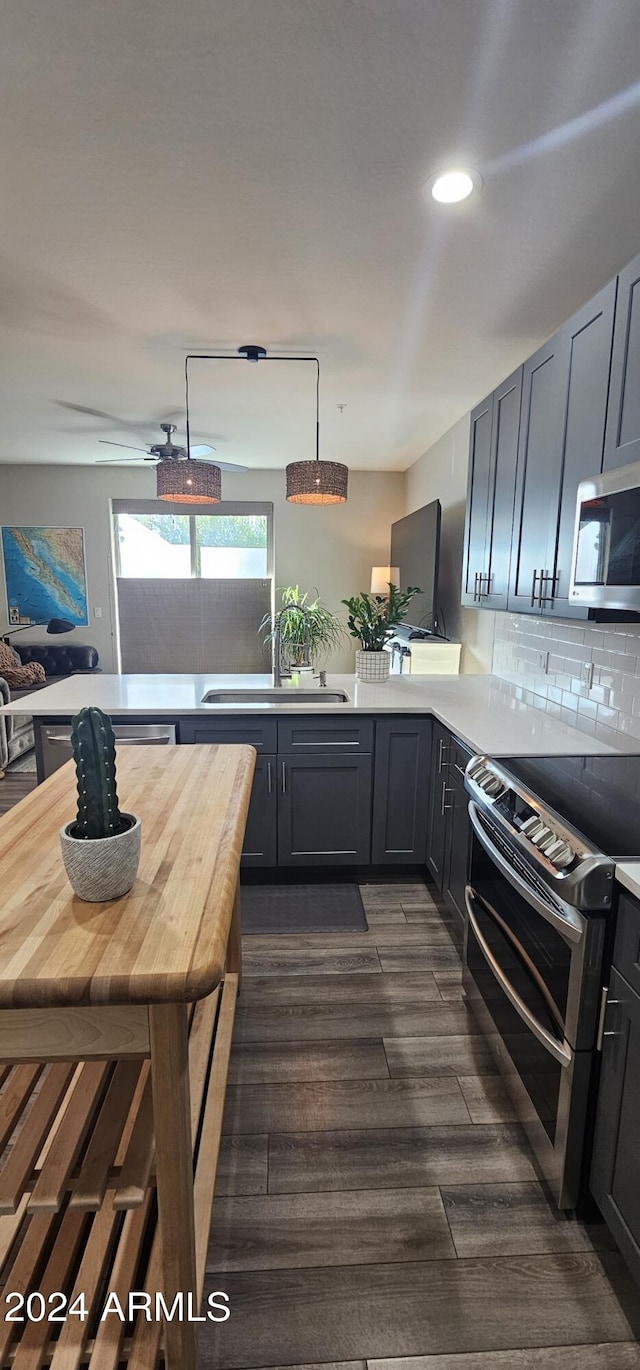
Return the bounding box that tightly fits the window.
[111,499,274,674]
[113,503,271,579]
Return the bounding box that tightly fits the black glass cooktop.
[500,753,640,860]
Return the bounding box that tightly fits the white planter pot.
[60,814,141,903]
[355,650,390,683]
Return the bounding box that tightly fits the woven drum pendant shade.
[285,459,349,505]
[156,459,221,504]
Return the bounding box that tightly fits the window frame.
[111,498,274,581]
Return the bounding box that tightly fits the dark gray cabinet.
[372,718,431,864]
[277,717,373,752]
[461,395,493,606]
[242,754,277,867]
[444,768,472,930]
[461,368,521,611]
[507,282,616,618]
[426,726,472,934]
[426,722,450,886]
[604,252,640,471]
[278,754,372,866]
[546,281,617,616]
[590,964,640,1285]
[508,334,566,613]
[176,717,278,750]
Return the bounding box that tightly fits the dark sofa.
[14,643,100,680]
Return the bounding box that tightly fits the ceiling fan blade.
[189,444,214,457]
[98,440,150,453]
[198,459,248,473]
[96,458,149,464]
[55,401,129,424]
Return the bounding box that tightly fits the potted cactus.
[59,706,141,902]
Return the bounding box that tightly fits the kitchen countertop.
[4,670,640,759]
[615,863,640,901]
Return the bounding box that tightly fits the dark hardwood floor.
[0,771,36,815]
[0,774,636,1368]
[203,878,640,1370]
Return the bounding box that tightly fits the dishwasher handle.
[44,730,176,747]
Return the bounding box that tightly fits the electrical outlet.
[582,660,594,691]
[94,607,102,619]
[536,651,549,674]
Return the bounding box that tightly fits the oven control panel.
[465,755,615,911]
[466,758,579,872]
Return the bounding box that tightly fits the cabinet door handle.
[441,784,453,816]
[281,761,287,794]
[596,986,623,1050]
[530,569,539,607]
[267,761,273,795]
[438,737,449,772]
[539,569,558,606]
[453,762,466,778]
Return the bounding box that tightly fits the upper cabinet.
[546,282,617,616]
[462,272,619,619]
[461,367,522,612]
[507,333,566,614]
[604,252,640,471]
[507,281,616,618]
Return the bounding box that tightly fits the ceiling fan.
[96,422,247,473]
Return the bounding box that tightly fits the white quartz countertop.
[5,671,640,759]
[615,863,640,901]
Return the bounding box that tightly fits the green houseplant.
[59,706,141,902]
[342,583,421,682]
[260,586,344,670]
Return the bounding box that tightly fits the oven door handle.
[467,801,584,945]
[465,885,573,1069]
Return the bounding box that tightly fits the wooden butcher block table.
[0,743,255,1370]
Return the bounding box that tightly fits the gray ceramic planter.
[60,814,141,902]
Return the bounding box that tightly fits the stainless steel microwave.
[570,460,640,611]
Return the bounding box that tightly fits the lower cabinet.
[591,967,640,1285]
[372,718,432,864]
[444,777,473,927]
[242,754,277,867]
[426,722,451,886]
[426,724,472,932]
[278,754,372,866]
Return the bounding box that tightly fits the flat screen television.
[390,499,441,634]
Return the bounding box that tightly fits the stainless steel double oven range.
[462,752,631,1209]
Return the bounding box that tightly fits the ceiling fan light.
[285,459,348,505]
[156,459,221,504]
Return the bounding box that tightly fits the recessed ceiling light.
[427,168,481,204]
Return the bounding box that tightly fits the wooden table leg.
[227,881,242,991]
[149,1002,197,1370]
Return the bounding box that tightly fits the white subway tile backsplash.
[492,613,640,744]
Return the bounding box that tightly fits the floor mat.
[240,882,368,934]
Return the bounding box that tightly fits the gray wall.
[404,415,494,674]
[0,465,404,673]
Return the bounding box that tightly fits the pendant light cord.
[184,351,321,463]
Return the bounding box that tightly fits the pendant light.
[180,345,348,507]
[156,360,223,503]
[156,458,221,503]
[285,359,348,505]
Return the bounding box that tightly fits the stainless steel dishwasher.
[38,722,177,779]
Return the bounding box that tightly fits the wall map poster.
[1,526,89,626]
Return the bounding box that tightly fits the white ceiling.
[2,0,640,471]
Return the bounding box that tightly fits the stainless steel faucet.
[273,605,312,686]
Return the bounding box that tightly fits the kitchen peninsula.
[5,671,640,757]
[0,743,254,1370]
[5,669,640,909]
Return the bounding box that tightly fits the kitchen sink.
[201,688,350,704]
